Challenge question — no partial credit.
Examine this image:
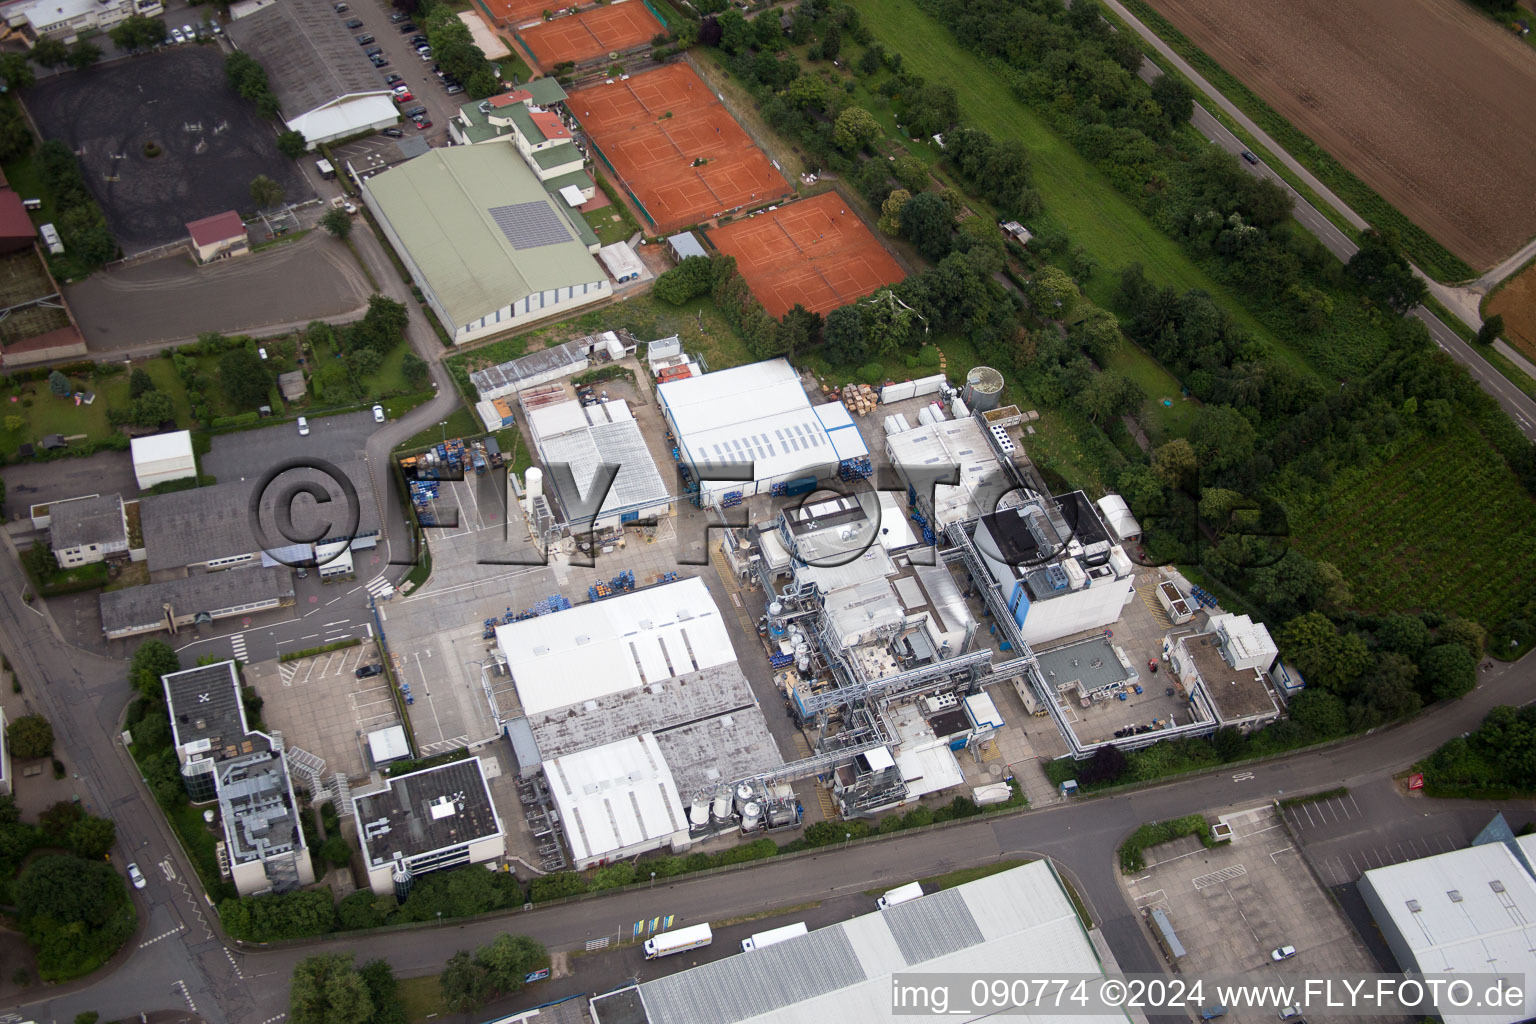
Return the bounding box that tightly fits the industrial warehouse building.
[130,430,196,490]
[162,662,313,895]
[591,860,1132,1024]
[137,464,378,574]
[494,577,781,869]
[99,566,294,639]
[47,493,128,566]
[657,358,869,506]
[226,0,397,146]
[363,145,610,344]
[1358,815,1536,1024]
[352,757,506,895]
[524,397,671,530]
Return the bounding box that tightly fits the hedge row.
[1118,814,1219,873]
[278,638,362,662]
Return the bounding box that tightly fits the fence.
[587,136,656,227]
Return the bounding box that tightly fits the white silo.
[689,794,711,829]
[739,801,762,832]
[734,781,755,813]
[522,467,543,516]
[710,785,733,824]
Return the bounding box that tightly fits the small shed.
[40,433,66,450]
[186,211,249,264]
[366,725,411,765]
[1095,493,1142,544]
[130,430,196,490]
[665,230,707,263]
[597,241,644,283]
[277,370,307,402]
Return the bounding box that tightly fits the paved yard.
[248,645,403,781]
[67,231,372,352]
[1,450,140,519]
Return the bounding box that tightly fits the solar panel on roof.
[487,201,572,250]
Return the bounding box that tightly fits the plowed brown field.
[1144,0,1536,270]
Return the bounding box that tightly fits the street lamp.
[439,419,447,445]
[844,832,851,849]
[650,871,656,888]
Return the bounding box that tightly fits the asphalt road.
[1115,0,1536,440]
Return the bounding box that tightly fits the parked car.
[355,663,383,678]
[415,42,431,52]
[418,50,433,61]
[182,23,195,37]
[411,34,428,45]
[372,404,385,423]
[343,200,357,214]
[355,33,375,44]
[381,127,404,138]
[384,72,403,84]
[372,56,390,67]
[1279,1008,1302,1020]
[445,84,463,95]
[413,117,432,129]
[393,90,413,102]
[365,46,383,58]
[345,17,362,28]
[332,1,349,11]
[398,22,417,33]
[297,416,310,436]
[1271,945,1297,961]
[1242,150,1259,165]
[127,863,146,890]
[171,28,185,43]
[389,10,409,21]
[211,23,222,35]
[404,106,427,119]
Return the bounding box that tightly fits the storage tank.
[963,366,1004,411]
[734,781,755,813]
[710,785,733,823]
[739,801,762,832]
[795,642,810,673]
[767,602,786,639]
[689,795,710,829]
[523,467,543,516]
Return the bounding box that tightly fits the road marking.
[365,574,395,600]
[174,979,198,1014]
[322,619,348,627]
[1193,864,1247,889]
[1232,771,1255,782]
[230,633,247,662]
[260,1015,287,1024]
[224,946,246,980]
[139,925,185,948]
[159,858,177,882]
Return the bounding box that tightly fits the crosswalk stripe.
[365,575,394,599]
[230,633,247,661]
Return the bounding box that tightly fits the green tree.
[1438,617,1487,660]
[823,304,866,365]
[1376,614,1432,660]
[129,639,180,700]
[57,203,116,266]
[277,130,308,159]
[130,390,175,427]
[15,854,134,979]
[289,954,374,1024]
[1149,73,1193,124]
[1150,438,1197,490]
[1189,404,1256,473]
[1075,370,1144,424]
[1073,306,1122,362]
[65,42,101,71]
[249,175,285,210]
[897,190,954,260]
[653,255,713,305]
[832,106,880,152]
[860,290,917,356]
[74,1013,100,1024]
[1420,644,1476,701]
[68,817,116,861]
[347,348,381,379]
[1028,266,1079,318]
[1477,314,1505,345]
[439,950,489,1014]
[30,37,69,68]
[6,714,53,759]
[48,370,71,397]
[785,72,833,111]
[778,303,822,356]
[876,188,910,236]
[0,101,33,162]
[220,347,273,410]
[401,351,430,390]
[321,207,352,238]
[1287,689,1347,738]
[359,960,406,1024]
[475,933,546,996]
[1279,612,1372,694]
[129,368,156,398]
[0,53,35,90]
[39,800,83,842]
[108,15,166,52]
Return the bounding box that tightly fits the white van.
[877,881,924,909]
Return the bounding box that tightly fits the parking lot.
[330,134,429,183]
[343,0,470,147]
[1125,805,1383,1022]
[23,46,312,252]
[247,643,404,780]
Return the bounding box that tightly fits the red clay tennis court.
[478,0,547,29]
[518,3,663,66]
[709,192,906,317]
[570,63,790,234]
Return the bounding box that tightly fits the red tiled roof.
[0,190,32,242]
[186,210,246,247]
[531,110,569,140]
[489,90,532,107]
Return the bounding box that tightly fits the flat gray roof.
[138,461,377,571]
[226,0,390,118]
[1187,635,1277,721]
[49,493,124,550]
[540,417,671,522]
[1035,635,1134,697]
[353,757,501,866]
[101,565,294,634]
[162,661,256,758]
[469,331,613,396]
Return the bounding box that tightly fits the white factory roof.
[1095,493,1142,542]
[597,240,644,278]
[1211,612,1278,666]
[875,492,919,551]
[1360,838,1536,1024]
[131,430,195,466]
[496,577,736,716]
[657,358,867,483]
[619,860,1127,1024]
[885,416,1014,527]
[543,732,685,866]
[895,739,965,800]
[538,414,671,521]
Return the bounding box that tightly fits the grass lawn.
[398,975,447,1023]
[848,0,1306,376]
[396,404,481,453]
[1288,419,1536,628]
[1102,342,1200,442]
[582,207,635,246]
[918,859,1030,893]
[1024,408,1117,496]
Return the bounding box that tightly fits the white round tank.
[735,782,754,811]
[524,466,543,498]
[711,786,732,822]
[689,796,710,827]
[795,650,810,673]
[768,601,782,617]
[740,801,762,832]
